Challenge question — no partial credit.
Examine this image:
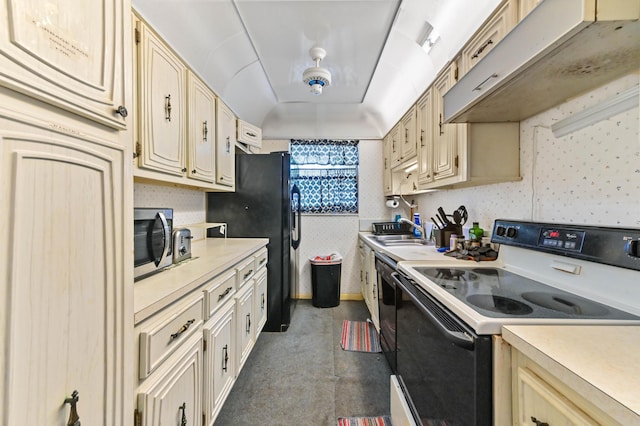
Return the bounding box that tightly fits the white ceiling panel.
[132,0,500,138]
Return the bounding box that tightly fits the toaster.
[172,228,192,264]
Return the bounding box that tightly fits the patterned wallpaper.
[410,73,640,233]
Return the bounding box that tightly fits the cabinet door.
[401,106,417,162]
[235,284,255,374]
[389,123,401,167]
[188,71,216,182]
[459,0,518,76]
[514,366,599,426]
[432,64,458,181]
[203,303,235,426]
[216,100,236,187]
[0,0,130,129]
[138,20,186,176]
[254,270,268,338]
[416,89,433,185]
[382,135,393,195]
[137,334,203,426]
[0,98,130,425]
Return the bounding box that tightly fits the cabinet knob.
[191,169,196,174]
[181,167,187,173]
[64,390,81,426]
[115,105,128,118]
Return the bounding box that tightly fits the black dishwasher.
[374,252,402,373]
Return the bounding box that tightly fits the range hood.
[444,0,640,123]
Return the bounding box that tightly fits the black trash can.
[309,253,342,308]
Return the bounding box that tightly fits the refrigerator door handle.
[291,184,301,250]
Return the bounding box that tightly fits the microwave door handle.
[156,211,171,266]
[391,273,474,350]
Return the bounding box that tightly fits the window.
[290,139,359,214]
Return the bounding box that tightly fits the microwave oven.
[134,208,173,281]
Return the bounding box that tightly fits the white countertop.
[134,237,268,324]
[503,325,640,424]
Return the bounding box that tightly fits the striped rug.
[340,320,381,353]
[337,416,391,426]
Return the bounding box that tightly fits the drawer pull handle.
[179,402,187,426]
[471,38,493,59]
[222,344,229,372]
[261,294,265,310]
[473,73,498,92]
[259,258,267,266]
[246,313,251,334]
[64,390,81,426]
[243,269,253,280]
[217,286,233,301]
[170,319,195,340]
[246,131,256,137]
[530,416,549,426]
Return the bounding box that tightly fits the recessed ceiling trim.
[232,0,280,102]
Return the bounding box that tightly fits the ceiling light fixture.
[302,46,332,95]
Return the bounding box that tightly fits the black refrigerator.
[206,152,301,332]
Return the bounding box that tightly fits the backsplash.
[134,182,205,226]
[410,73,640,231]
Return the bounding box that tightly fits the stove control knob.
[506,227,518,238]
[496,226,506,236]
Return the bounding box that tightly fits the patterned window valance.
[290,139,359,214]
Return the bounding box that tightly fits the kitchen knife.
[431,216,443,230]
[438,207,450,225]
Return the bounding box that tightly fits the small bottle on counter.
[469,222,484,242]
[413,213,422,238]
[449,234,458,251]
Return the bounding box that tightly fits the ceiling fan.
[302,46,332,95]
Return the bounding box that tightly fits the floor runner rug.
[337,416,391,426]
[340,320,381,353]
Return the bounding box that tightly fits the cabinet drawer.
[254,248,268,271]
[236,120,262,147]
[139,294,204,379]
[236,256,256,289]
[459,0,518,76]
[204,270,237,319]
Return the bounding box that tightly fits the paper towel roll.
[386,200,399,208]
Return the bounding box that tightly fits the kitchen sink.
[374,235,431,246]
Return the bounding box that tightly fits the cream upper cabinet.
[459,0,518,76]
[389,123,402,167]
[518,0,544,21]
[431,63,459,181]
[216,99,236,188]
[416,88,434,185]
[400,106,417,163]
[0,0,130,129]
[383,134,394,195]
[188,71,216,183]
[137,18,187,177]
[0,91,132,425]
[237,119,262,149]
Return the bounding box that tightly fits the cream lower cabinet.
[254,269,268,339]
[203,301,235,425]
[0,89,132,425]
[137,333,204,426]
[136,244,267,426]
[358,239,379,330]
[511,350,615,426]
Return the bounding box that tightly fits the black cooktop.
[414,267,640,320]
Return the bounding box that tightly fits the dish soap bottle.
[469,222,484,242]
[413,213,422,238]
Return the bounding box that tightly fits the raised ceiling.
[132,0,501,139]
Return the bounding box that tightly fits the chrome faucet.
[398,217,425,239]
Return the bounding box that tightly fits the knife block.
[435,225,463,248]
